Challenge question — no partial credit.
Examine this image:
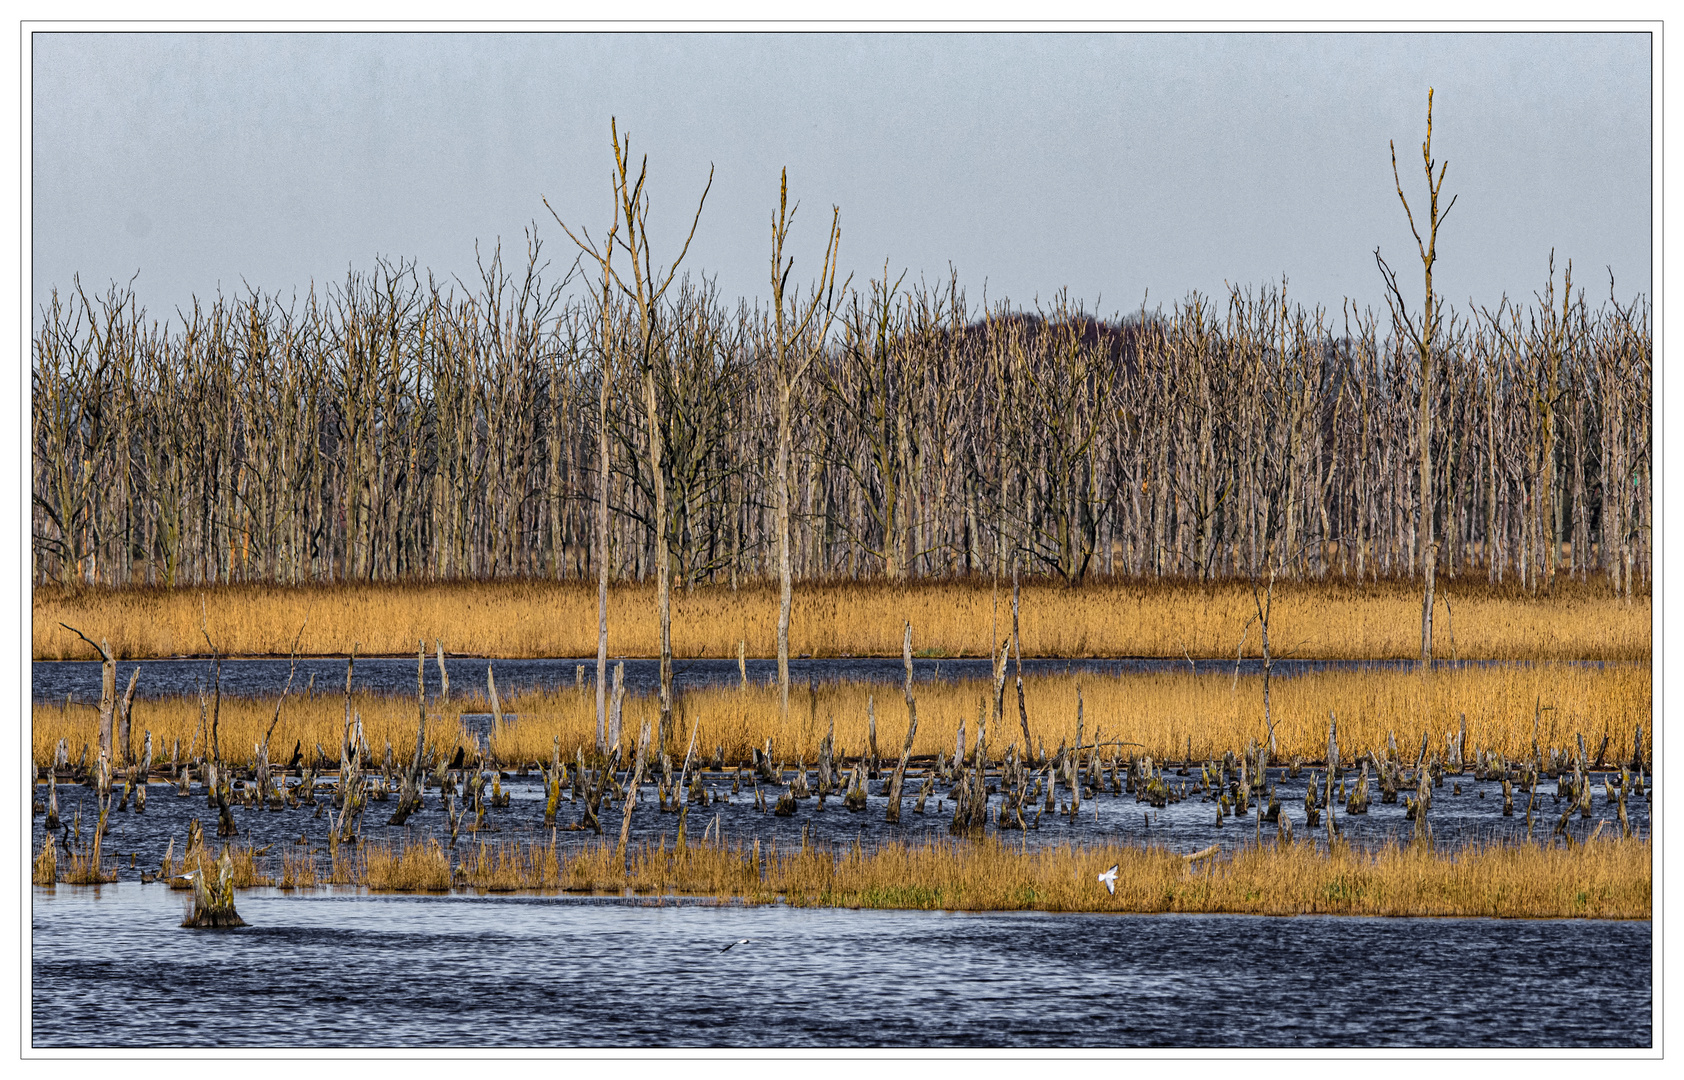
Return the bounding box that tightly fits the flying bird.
[720,938,751,952]
[1097,864,1118,895]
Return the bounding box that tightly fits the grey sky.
[30,31,1652,326]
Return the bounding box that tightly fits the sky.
[29,31,1653,325]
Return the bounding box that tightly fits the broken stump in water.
[182,847,245,928]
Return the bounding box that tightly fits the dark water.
[33,759,1651,885]
[32,655,1549,703]
[31,883,1650,1048]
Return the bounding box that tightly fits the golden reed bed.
[32,663,1649,769]
[34,577,1649,662]
[86,835,1649,919]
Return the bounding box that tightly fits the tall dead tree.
[1377,87,1457,666]
[552,119,710,755]
[769,168,844,720]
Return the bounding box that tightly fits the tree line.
[32,245,1650,599]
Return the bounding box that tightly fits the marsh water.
[30,654,1651,1048]
[30,759,1653,1048]
[32,883,1650,1048]
[32,654,1565,704]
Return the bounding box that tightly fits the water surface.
[33,655,1561,703]
[31,883,1650,1048]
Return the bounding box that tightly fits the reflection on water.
[32,884,1650,1048]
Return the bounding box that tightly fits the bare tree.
[1377,87,1458,666]
[768,168,844,718]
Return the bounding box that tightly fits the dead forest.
[32,248,1650,595]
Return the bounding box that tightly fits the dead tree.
[769,167,845,719]
[1377,87,1458,665]
[884,622,920,824]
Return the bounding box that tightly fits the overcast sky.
[29,31,1652,326]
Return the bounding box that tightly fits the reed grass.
[31,662,1649,769]
[34,578,1649,662]
[253,834,1651,918]
[33,835,58,886]
[162,841,273,889]
[362,838,453,892]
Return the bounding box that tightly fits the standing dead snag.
[60,624,116,763]
[388,642,429,826]
[617,719,651,859]
[117,667,139,766]
[866,696,880,779]
[1324,712,1339,845]
[1010,569,1034,754]
[197,621,238,839]
[769,167,846,722]
[1377,86,1457,665]
[607,662,626,750]
[336,647,364,842]
[674,715,700,844]
[487,664,504,742]
[542,737,565,826]
[551,118,709,759]
[183,846,244,929]
[885,622,919,824]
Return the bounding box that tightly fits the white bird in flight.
[720,938,751,952]
[1097,864,1118,895]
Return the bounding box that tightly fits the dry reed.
[34,578,1649,662]
[32,662,1649,769]
[258,834,1651,918]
